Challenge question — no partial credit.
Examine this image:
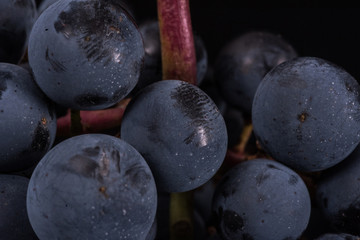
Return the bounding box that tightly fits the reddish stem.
[157,0,197,85]
[57,99,130,137]
[157,1,197,240]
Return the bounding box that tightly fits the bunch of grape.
[1,1,360,240]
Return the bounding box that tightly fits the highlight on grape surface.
[1,1,360,240]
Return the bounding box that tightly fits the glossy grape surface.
[252,56,360,172]
[121,80,227,192]
[0,63,57,173]
[27,134,157,240]
[28,0,144,110]
[0,174,38,240]
[316,145,360,236]
[212,158,311,240]
[214,31,297,114]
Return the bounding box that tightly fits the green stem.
[169,191,194,240]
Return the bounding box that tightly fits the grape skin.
[214,31,297,115]
[316,145,360,236]
[28,0,144,110]
[314,233,360,240]
[121,80,228,192]
[212,158,311,240]
[0,174,38,240]
[252,56,360,172]
[27,134,157,240]
[0,63,57,173]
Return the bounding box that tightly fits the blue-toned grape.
[316,144,360,236]
[0,174,38,240]
[315,233,360,240]
[0,63,56,173]
[37,0,58,14]
[0,0,37,64]
[214,31,297,115]
[121,80,227,192]
[28,0,144,110]
[27,134,157,240]
[212,158,311,240]
[252,56,360,172]
[129,19,208,96]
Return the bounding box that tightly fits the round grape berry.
[28,0,144,110]
[252,56,360,172]
[121,80,228,192]
[27,134,157,240]
[0,63,56,173]
[212,158,311,240]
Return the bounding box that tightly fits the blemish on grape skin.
[53,1,132,66]
[31,122,50,152]
[170,82,218,146]
[125,165,152,196]
[288,175,298,185]
[256,172,270,186]
[99,186,109,198]
[297,111,309,123]
[45,47,67,72]
[68,155,99,178]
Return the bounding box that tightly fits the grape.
[0,0,37,64]
[214,31,297,115]
[129,19,208,96]
[315,233,360,240]
[212,158,311,240]
[28,0,144,110]
[145,217,157,240]
[37,0,58,14]
[121,80,228,192]
[0,174,38,240]
[252,56,360,172]
[316,145,360,236]
[27,134,157,240]
[0,63,57,173]
[222,105,245,149]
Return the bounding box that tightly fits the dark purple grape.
[214,31,297,115]
[129,19,208,96]
[212,158,311,240]
[316,145,360,236]
[0,174,38,240]
[0,0,37,64]
[121,80,227,192]
[315,233,360,240]
[0,63,56,173]
[27,134,157,240]
[37,0,58,14]
[252,56,360,172]
[28,0,144,110]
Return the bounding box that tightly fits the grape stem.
[57,99,130,137]
[157,0,197,85]
[170,192,194,240]
[157,0,197,239]
[70,109,82,136]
